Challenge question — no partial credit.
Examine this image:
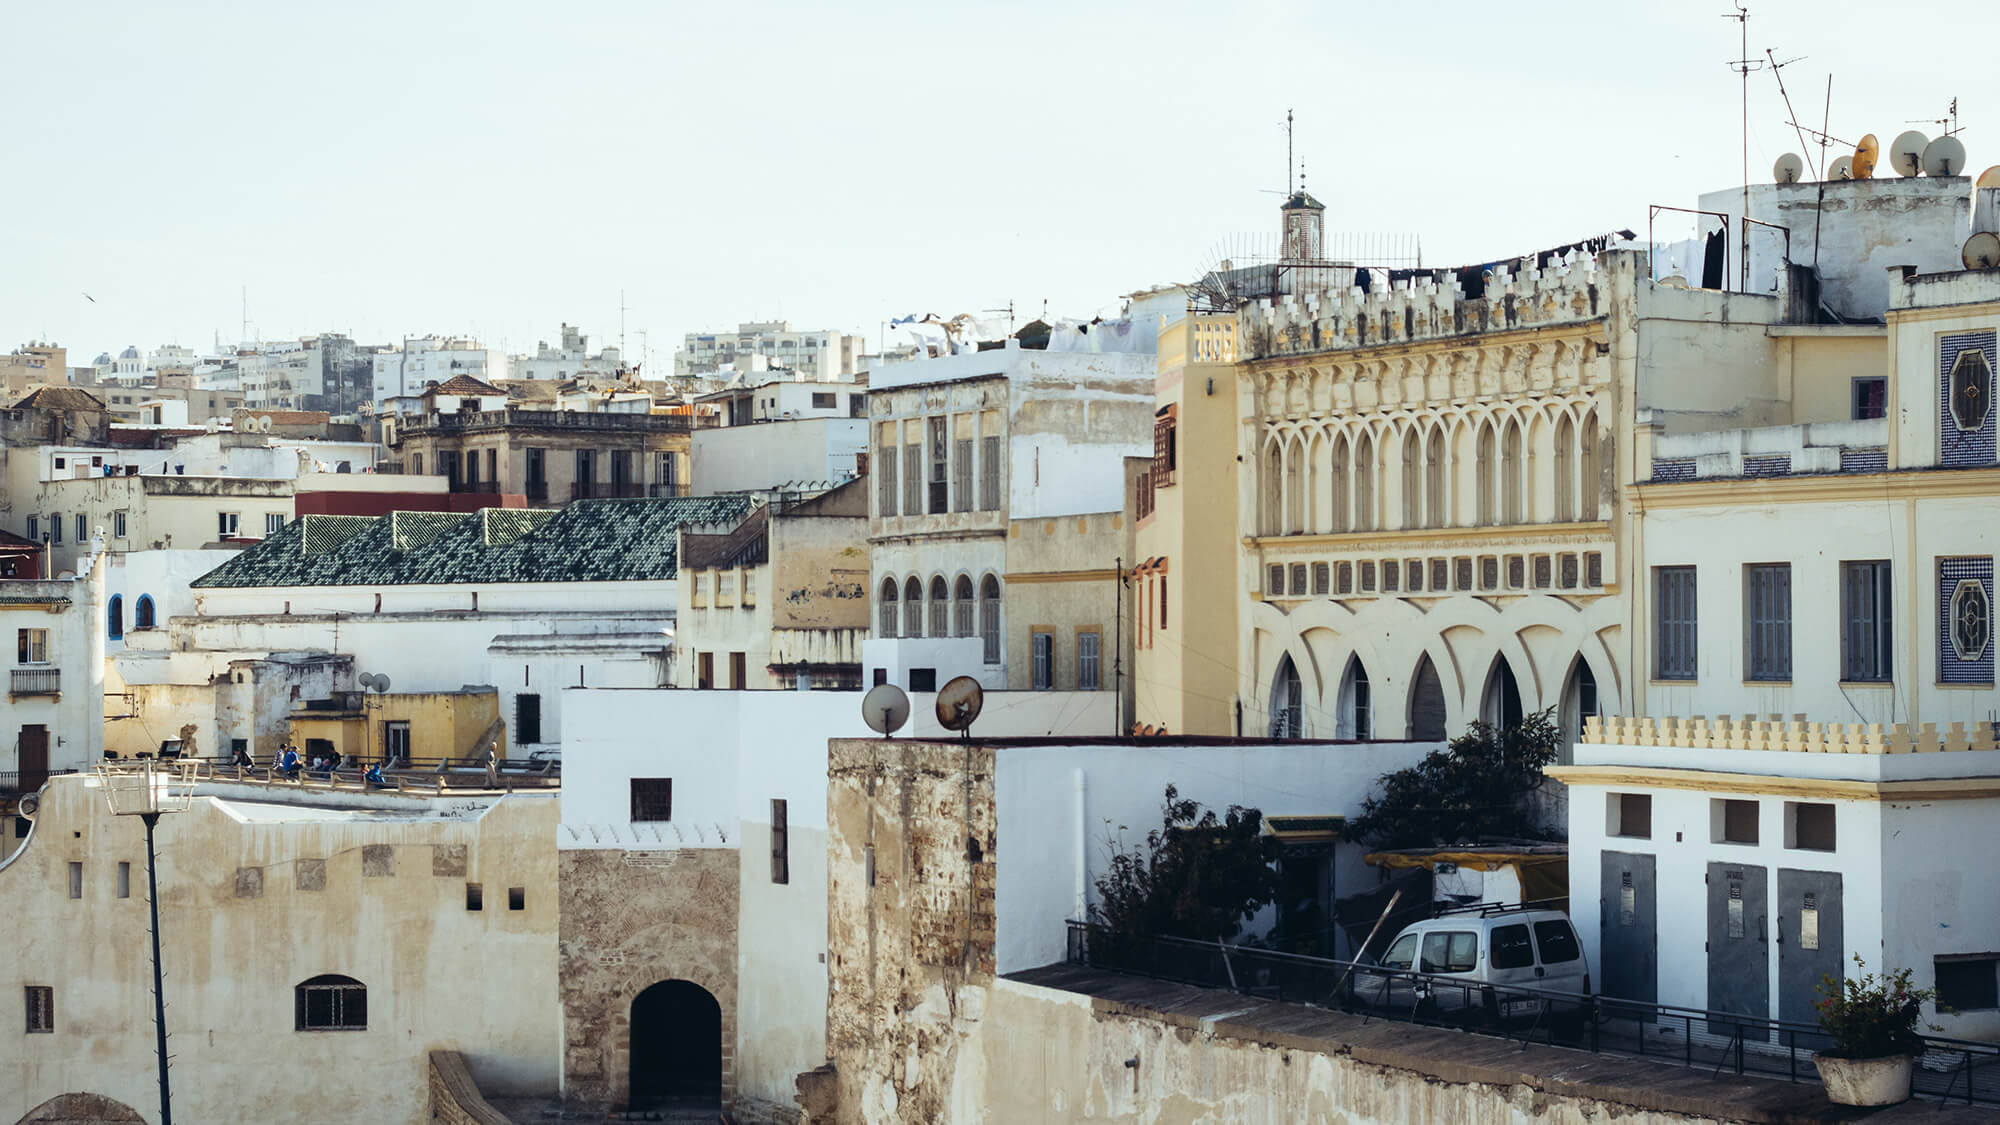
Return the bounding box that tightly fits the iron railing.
[0,768,74,794]
[1064,922,1999,1106]
[10,667,59,695]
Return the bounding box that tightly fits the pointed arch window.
[1353,433,1375,532]
[1578,411,1600,521]
[1329,434,1350,532]
[1476,423,1496,525]
[1501,421,1522,525]
[1401,430,1422,529]
[1270,656,1303,739]
[1554,416,1575,522]
[1424,425,1444,529]
[1338,659,1371,739]
[953,576,974,637]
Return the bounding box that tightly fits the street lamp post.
[95,759,199,1125]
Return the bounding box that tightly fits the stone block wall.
[557,847,740,1110]
[427,1050,513,1125]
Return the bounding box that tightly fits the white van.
[1350,906,1590,1023]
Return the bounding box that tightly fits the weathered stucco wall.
[826,738,997,1124]
[557,847,740,1110]
[0,777,560,1125]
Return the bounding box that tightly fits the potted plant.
[1811,956,1938,1106]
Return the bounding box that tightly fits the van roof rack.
[1430,897,1567,919]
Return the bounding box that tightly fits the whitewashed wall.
[993,739,1442,975]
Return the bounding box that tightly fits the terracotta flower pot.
[1813,1052,1914,1106]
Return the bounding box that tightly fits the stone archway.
[15,1093,146,1125]
[629,979,723,1109]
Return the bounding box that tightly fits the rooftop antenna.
[1724,3,1770,289]
[1286,107,1295,194]
[1763,48,1813,177]
[1906,98,1963,138]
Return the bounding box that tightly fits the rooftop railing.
[1064,921,2000,1107]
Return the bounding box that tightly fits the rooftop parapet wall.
[1238,252,1623,361]
[1585,713,1997,754]
[1646,416,1887,480]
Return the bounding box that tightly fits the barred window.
[630,778,674,821]
[1655,567,1698,680]
[1312,563,1330,596]
[1746,564,1792,681]
[1841,561,1892,682]
[1289,564,1308,596]
[295,975,367,1031]
[1455,557,1474,591]
[1268,565,1285,595]
[1430,558,1449,592]
[1337,562,1353,595]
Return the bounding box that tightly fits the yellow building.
[1133,313,1241,735]
[287,687,503,764]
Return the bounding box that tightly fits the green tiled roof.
[192,497,754,588]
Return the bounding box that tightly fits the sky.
[5,0,1995,370]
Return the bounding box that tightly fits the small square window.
[1607,793,1652,839]
[1712,798,1759,845]
[1288,563,1307,596]
[466,883,483,911]
[508,887,525,911]
[630,778,673,822]
[1935,956,2000,1011]
[1312,563,1330,596]
[1267,565,1284,596]
[1786,802,1836,851]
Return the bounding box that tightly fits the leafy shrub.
[1346,708,1562,848]
[1088,784,1280,957]
[1814,956,1939,1058]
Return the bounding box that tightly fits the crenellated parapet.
[1585,713,2000,754]
[1239,251,1623,365]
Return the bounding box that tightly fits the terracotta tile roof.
[191,495,754,589]
[12,387,106,411]
[431,374,506,397]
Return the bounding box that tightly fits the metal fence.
[1065,922,1999,1107]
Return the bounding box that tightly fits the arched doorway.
[1408,655,1447,741]
[629,979,722,1109]
[1482,658,1524,730]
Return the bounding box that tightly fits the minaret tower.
[1279,110,1324,261]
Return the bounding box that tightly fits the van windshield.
[1533,920,1581,964]
[1381,934,1418,970]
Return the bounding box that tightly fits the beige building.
[0,343,66,397]
[675,480,870,691]
[388,375,693,502]
[1133,178,1929,751]
[0,775,561,1124]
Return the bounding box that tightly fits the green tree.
[1346,708,1562,849]
[1088,785,1281,954]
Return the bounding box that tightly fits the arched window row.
[1257,400,1602,537]
[876,572,1005,660]
[1266,649,1607,745]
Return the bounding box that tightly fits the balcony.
[11,667,59,695]
[0,768,73,794]
[525,481,548,503]
[454,480,500,495]
[400,409,691,437]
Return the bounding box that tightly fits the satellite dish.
[934,676,985,735]
[1853,134,1880,180]
[358,672,378,691]
[1923,136,1967,178]
[372,673,392,693]
[1965,232,2000,270]
[862,683,910,737]
[1889,131,1929,177]
[1979,166,2000,190]
[1828,155,1855,181]
[1773,153,1804,184]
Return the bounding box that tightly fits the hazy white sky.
[5,0,1993,368]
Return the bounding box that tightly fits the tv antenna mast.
[1723,3,1773,288]
[1762,48,1812,176]
[1906,98,1964,138]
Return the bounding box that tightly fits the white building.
[1557,715,2000,1042]
[113,497,753,764]
[866,336,1156,692]
[674,321,862,382]
[554,685,1124,1116]
[0,547,105,847]
[371,336,508,404]
[690,379,867,495]
[510,323,624,382]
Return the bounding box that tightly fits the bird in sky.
[81,292,96,303]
